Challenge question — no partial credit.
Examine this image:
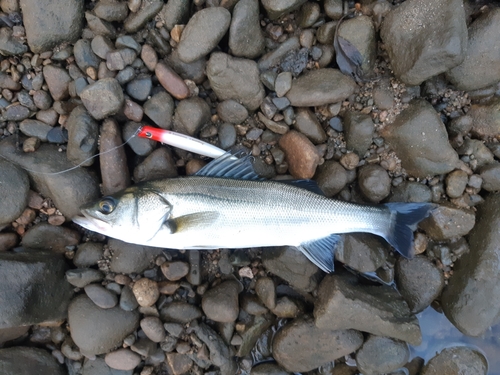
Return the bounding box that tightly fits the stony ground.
[0,0,499,374]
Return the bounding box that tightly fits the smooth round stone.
[298,1,320,28]
[174,96,211,136]
[4,103,30,121]
[229,0,265,59]
[126,75,152,101]
[94,1,129,22]
[84,283,118,309]
[123,0,163,33]
[32,90,53,110]
[66,268,104,288]
[133,147,178,182]
[123,121,156,156]
[21,223,80,253]
[18,119,52,142]
[275,71,292,98]
[73,39,100,71]
[160,261,189,281]
[80,78,124,120]
[120,285,139,312]
[358,164,391,203]
[445,169,468,198]
[315,161,348,197]
[91,35,114,59]
[202,280,241,323]
[43,64,71,101]
[0,160,29,227]
[105,348,141,371]
[140,316,166,343]
[141,43,158,71]
[218,123,237,150]
[155,62,189,100]
[160,302,202,324]
[132,278,159,307]
[177,7,231,63]
[261,0,307,20]
[217,100,249,124]
[421,346,487,375]
[356,335,409,375]
[116,66,136,84]
[255,277,276,310]
[143,91,174,129]
[293,108,327,144]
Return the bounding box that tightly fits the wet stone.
[356,336,409,375]
[421,346,487,375]
[80,78,124,120]
[173,96,211,136]
[84,283,118,309]
[202,280,241,323]
[358,164,391,203]
[177,7,231,63]
[272,317,363,372]
[336,233,389,274]
[21,223,80,253]
[315,160,348,197]
[160,302,202,323]
[279,130,321,179]
[343,111,374,156]
[293,108,327,144]
[126,75,152,101]
[141,44,158,71]
[420,204,475,241]
[261,0,306,20]
[229,0,265,59]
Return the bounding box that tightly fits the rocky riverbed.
[0,0,499,374]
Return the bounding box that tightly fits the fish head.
[73,187,172,244]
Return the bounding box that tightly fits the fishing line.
[0,127,141,176]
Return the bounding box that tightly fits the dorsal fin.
[195,151,262,180]
[280,179,324,195]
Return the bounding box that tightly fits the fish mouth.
[72,210,112,234]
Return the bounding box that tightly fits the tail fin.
[382,203,435,258]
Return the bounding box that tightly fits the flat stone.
[314,273,422,345]
[380,0,467,85]
[293,108,327,144]
[155,62,190,100]
[160,302,202,323]
[105,349,141,371]
[285,68,357,107]
[80,78,124,120]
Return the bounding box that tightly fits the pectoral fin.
[167,212,220,233]
[298,234,343,273]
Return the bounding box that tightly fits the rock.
[446,9,500,91]
[335,233,389,273]
[278,130,321,179]
[285,69,357,107]
[0,160,29,226]
[21,223,80,252]
[241,294,268,315]
[314,273,422,345]
[124,0,163,33]
[202,280,241,323]
[66,268,104,288]
[207,52,265,111]
[177,7,231,63]
[155,62,190,100]
[419,204,475,241]
[324,0,342,19]
[66,106,99,167]
[140,317,165,342]
[293,108,327,144]
[20,0,84,53]
[161,261,189,281]
[380,99,460,178]
[343,111,374,156]
[337,15,376,77]
[132,278,159,307]
[445,169,469,198]
[85,11,117,38]
[467,98,500,139]
[258,37,301,72]
[441,194,500,336]
[0,27,27,56]
[315,161,348,197]
[108,239,163,274]
[0,233,18,252]
[84,284,118,309]
[133,147,178,182]
[395,256,444,314]
[173,96,211,136]
[80,78,124,120]
[126,75,152,102]
[123,121,156,156]
[160,302,202,323]
[272,317,363,372]
[158,0,189,30]
[357,164,391,203]
[166,50,206,84]
[0,347,66,375]
[119,286,139,312]
[105,349,141,371]
[272,297,301,318]
[3,103,30,121]
[43,65,72,101]
[141,44,158,71]
[82,356,133,375]
[261,0,306,20]
[94,0,129,21]
[69,295,139,356]
[229,0,264,58]
[421,346,487,375]
[262,246,320,292]
[373,79,395,109]
[99,118,131,195]
[380,0,467,85]
[165,353,193,375]
[356,336,409,375]
[218,123,237,150]
[217,100,249,124]
[74,39,100,72]
[0,72,21,91]
[255,277,276,310]
[0,251,73,328]
[388,181,432,203]
[479,162,500,192]
[143,91,175,129]
[251,363,290,375]
[19,119,52,142]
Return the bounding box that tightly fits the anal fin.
[298,234,343,273]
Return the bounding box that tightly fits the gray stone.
[108,238,163,274]
[315,160,348,197]
[160,302,202,323]
[229,0,265,58]
[356,336,409,375]
[74,242,103,267]
[218,123,237,150]
[343,111,374,156]
[380,99,460,178]
[177,7,231,63]
[126,75,152,102]
[94,0,129,22]
[202,280,241,323]
[0,251,73,328]
[388,181,432,203]
[66,106,99,167]
[140,316,165,342]
[0,160,29,226]
[20,0,84,53]
[173,96,211,136]
[395,256,444,313]
[380,0,467,85]
[82,357,133,375]
[421,346,487,375]
[258,37,300,71]
[336,233,389,273]
[207,52,265,111]
[43,64,72,101]
[314,273,421,345]
[446,9,500,91]
[91,35,114,59]
[3,103,30,121]
[272,317,363,372]
[217,100,248,124]
[479,162,500,192]
[119,286,139,312]
[134,147,177,182]
[85,11,117,38]
[251,363,289,375]
[85,284,118,309]
[420,204,475,241]
[143,91,174,129]
[158,0,189,30]
[457,139,494,168]
[123,122,156,156]
[0,138,100,219]
[293,108,327,144]
[66,268,104,288]
[0,28,27,56]
[467,98,500,139]
[261,0,306,20]
[0,347,66,375]
[324,0,343,20]
[21,223,80,253]
[19,120,52,142]
[286,69,357,107]
[441,194,500,336]
[445,169,469,198]
[80,78,124,120]
[166,50,206,84]
[358,164,391,203]
[74,39,101,72]
[124,0,163,33]
[69,295,139,356]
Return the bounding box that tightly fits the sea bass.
[73,152,434,272]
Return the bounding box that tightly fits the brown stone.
[155,62,189,100]
[278,130,321,179]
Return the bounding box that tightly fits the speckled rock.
[132,278,159,307]
[293,108,327,144]
[278,130,321,179]
[43,65,72,101]
[467,98,500,139]
[421,346,487,375]
[80,78,124,120]
[358,164,391,203]
[335,234,389,274]
[380,0,467,85]
[217,100,249,124]
[229,0,265,58]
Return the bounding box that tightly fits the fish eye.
[98,197,116,215]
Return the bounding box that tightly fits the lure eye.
[98,197,116,214]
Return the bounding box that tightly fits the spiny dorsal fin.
[298,234,343,273]
[195,151,262,180]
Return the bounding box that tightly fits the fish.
[73,152,435,273]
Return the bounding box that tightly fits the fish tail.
[382,203,436,258]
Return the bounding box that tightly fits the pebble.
[0,160,29,226]
[229,0,265,58]
[316,21,336,45]
[160,302,202,323]
[91,35,114,59]
[177,7,231,63]
[272,296,301,318]
[255,277,276,310]
[0,232,18,251]
[0,347,67,375]
[94,0,129,22]
[33,90,53,110]
[202,280,241,323]
[73,39,100,72]
[123,121,156,156]
[43,65,72,101]
[207,52,265,111]
[66,106,99,167]
[421,346,487,375]
[218,123,237,150]
[315,161,348,197]
[155,62,189,100]
[4,103,30,121]
[261,0,307,20]
[173,96,211,136]
[258,112,289,135]
[133,147,178,182]
[388,181,432,203]
[85,11,117,38]
[126,75,152,101]
[420,204,475,241]
[140,316,166,342]
[166,50,206,84]
[293,108,327,144]
[358,164,391,203]
[108,239,164,274]
[21,223,80,253]
[0,72,21,91]
[66,268,104,288]
[343,111,374,156]
[251,363,290,375]
[373,80,395,110]
[278,130,321,179]
[120,285,139,312]
[80,78,124,120]
[336,233,388,273]
[272,317,363,372]
[124,0,163,33]
[141,44,158,71]
[161,261,189,281]
[84,283,118,309]
[123,98,143,122]
[132,278,160,307]
[445,169,468,198]
[217,100,249,124]
[105,349,141,371]
[285,68,357,107]
[356,335,409,375]
[165,353,193,375]
[298,1,320,28]
[479,162,500,192]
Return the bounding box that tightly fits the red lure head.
[137,125,166,142]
